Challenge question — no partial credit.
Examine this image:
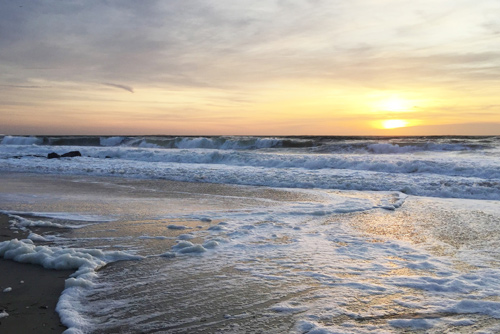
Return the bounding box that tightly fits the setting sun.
[381,119,409,129]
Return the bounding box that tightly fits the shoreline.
[0,214,73,334]
[0,172,499,333]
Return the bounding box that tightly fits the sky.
[1,0,499,136]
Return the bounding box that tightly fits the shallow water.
[1,173,500,333]
[1,135,499,333]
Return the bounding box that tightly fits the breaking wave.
[2,135,497,154]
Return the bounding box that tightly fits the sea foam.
[0,238,143,334]
[1,138,498,200]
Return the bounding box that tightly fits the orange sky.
[1,1,499,135]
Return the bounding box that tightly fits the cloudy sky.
[1,0,499,135]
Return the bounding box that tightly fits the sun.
[381,119,409,129]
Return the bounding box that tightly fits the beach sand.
[0,214,73,334]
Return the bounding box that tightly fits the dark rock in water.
[61,151,82,158]
[47,151,82,159]
[47,152,60,159]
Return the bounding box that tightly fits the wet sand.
[2,172,500,333]
[0,214,73,334]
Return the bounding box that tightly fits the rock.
[61,151,82,158]
[47,152,60,159]
[47,151,82,159]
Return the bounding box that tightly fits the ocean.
[0,135,499,333]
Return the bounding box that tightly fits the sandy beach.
[0,214,73,334]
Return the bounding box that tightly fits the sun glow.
[373,95,414,113]
[381,119,409,129]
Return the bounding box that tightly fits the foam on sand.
[170,240,212,254]
[167,224,189,230]
[2,210,116,222]
[0,238,143,334]
[9,215,67,229]
[7,214,97,230]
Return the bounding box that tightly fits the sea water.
[0,135,499,333]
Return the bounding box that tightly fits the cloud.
[1,0,499,136]
[0,84,46,89]
[102,82,134,93]
[1,0,499,91]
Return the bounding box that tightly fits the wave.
[315,140,496,154]
[368,142,482,154]
[1,135,42,145]
[0,135,314,150]
[1,152,499,200]
[20,145,491,180]
[2,140,500,180]
[1,135,497,154]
